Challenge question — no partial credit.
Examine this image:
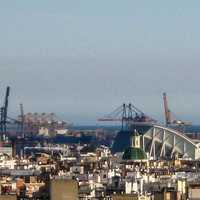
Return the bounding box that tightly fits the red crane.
[163,93,191,126]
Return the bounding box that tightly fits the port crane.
[19,103,25,138]
[0,87,22,139]
[98,103,156,129]
[163,93,191,127]
[0,86,10,140]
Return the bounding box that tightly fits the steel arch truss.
[142,125,200,160]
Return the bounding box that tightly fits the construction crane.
[163,93,191,127]
[98,103,156,129]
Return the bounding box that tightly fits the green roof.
[122,147,147,160]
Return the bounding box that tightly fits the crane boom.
[98,103,156,131]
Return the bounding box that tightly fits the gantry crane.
[98,103,156,130]
[0,86,10,140]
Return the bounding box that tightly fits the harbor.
[0,86,199,199]
[1,1,200,199]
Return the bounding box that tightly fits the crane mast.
[163,92,172,126]
[0,86,10,140]
[163,92,191,127]
[3,86,10,138]
[20,103,24,138]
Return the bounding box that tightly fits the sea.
[72,125,200,134]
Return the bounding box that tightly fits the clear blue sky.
[0,1,200,124]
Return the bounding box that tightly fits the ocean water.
[184,125,200,133]
[73,125,200,134]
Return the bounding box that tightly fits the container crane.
[98,103,156,129]
[0,86,10,140]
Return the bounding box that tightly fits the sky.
[0,1,200,125]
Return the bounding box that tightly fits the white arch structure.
[142,125,200,160]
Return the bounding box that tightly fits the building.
[0,196,16,200]
[188,182,200,200]
[113,123,200,160]
[122,130,147,161]
[50,179,78,200]
[112,194,150,200]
